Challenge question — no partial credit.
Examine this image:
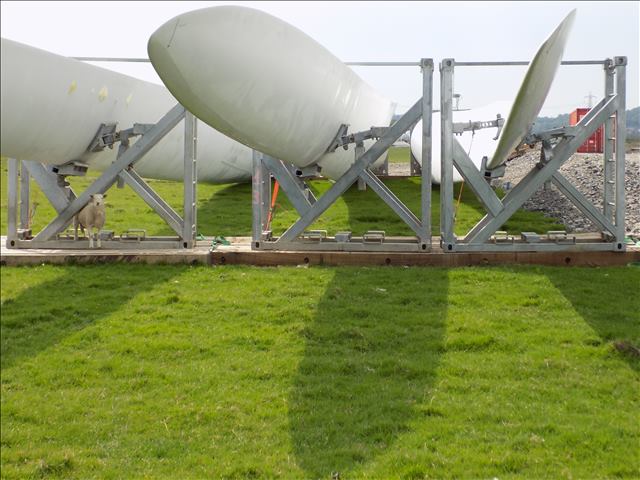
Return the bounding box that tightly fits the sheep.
[74,194,107,248]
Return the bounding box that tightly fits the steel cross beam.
[550,172,616,234]
[359,169,423,236]
[261,155,314,216]
[451,139,503,217]
[22,161,78,213]
[118,169,184,236]
[33,104,186,242]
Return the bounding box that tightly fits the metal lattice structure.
[252,57,628,253]
[6,106,198,249]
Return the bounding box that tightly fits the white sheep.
[74,194,107,248]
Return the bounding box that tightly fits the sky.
[1,1,638,116]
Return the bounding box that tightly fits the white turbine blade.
[488,9,577,170]
[147,6,395,180]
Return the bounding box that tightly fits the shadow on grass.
[197,183,253,237]
[289,184,449,476]
[545,267,640,373]
[288,267,448,477]
[0,265,184,371]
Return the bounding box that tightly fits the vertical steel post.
[260,160,271,227]
[252,150,265,248]
[410,151,421,176]
[7,158,18,246]
[614,57,627,248]
[20,160,30,230]
[183,112,197,248]
[603,59,615,222]
[356,143,367,191]
[421,58,434,250]
[440,59,455,250]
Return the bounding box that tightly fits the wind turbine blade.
[488,9,577,170]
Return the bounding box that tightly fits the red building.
[570,107,609,153]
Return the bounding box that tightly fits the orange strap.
[266,180,280,227]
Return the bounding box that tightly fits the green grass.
[387,146,411,164]
[2,158,635,478]
[1,264,639,478]
[0,159,563,238]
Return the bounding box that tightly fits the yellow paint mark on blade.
[68,80,77,94]
[98,87,108,102]
[126,93,133,105]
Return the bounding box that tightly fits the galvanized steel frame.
[438,57,627,252]
[252,59,434,252]
[252,56,628,253]
[5,105,199,250]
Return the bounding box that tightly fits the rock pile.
[495,149,640,237]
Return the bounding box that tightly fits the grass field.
[1,159,638,478]
[387,146,411,164]
[1,264,639,478]
[0,159,563,238]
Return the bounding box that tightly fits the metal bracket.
[452,115,504,136]
[325,124,350,153]
[88,121,155,152]
[51,161,89,177]
[524,126,577,145]
[363,230,385,244]
[480,156,506,179]
[88,122,118,152]
[295,164,322,178]
[327,125,391,152]
[301,230,327,242]
[335,231,352,243]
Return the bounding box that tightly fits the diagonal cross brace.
[33,104,186,241]
[463,94,619,244]
[22,161,77,213]
[451,139,503,216]
[277,98,423,242]
[119,169,184,236]
[359,169,424,236]
[261,155,314,216]
[551,172,616,235]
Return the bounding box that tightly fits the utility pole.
[584,91,596,108]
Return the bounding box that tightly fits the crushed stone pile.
[494,149,639,237]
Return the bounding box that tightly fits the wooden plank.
[211,248,639,267]
[2,236,637,268]
[1,251,211,267]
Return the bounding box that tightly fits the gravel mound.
[495,149,640,236]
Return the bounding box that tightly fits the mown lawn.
[2,158,638,478]
[387,146,411,164]
[0,159,563,238]
[1,264,639,478]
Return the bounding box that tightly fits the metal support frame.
[438,57,627,252]
[5,105,199,250]
[252,59,434,252]
[252,55,627,254]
